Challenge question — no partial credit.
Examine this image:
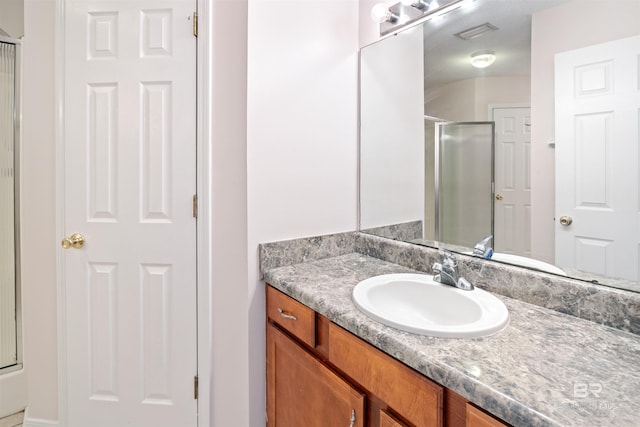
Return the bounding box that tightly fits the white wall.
[246,0,359,422]
[18,0,361,425]
[425,76,530,121]
[21,0,58,422]
[473,76,530,119]
[0,0,24,38]
[359,0,379,47]
[208,0,249,425]
[530,0,640,262]
[360,24,425,229]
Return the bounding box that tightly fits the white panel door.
[62,1,197,426]
[555,35,640,281]
[493,107,531,256]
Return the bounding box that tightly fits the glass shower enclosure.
[435,121,494,249]
[0,37,19,371]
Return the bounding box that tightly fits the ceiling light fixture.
[470,50,496,68]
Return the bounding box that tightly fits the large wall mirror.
[359,0,640,293]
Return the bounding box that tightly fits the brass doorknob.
[495,194,503,200]
[61,233,85,249]
[559,216,573,226]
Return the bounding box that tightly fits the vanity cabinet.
[266,285,510,427]
[267,324,366,426]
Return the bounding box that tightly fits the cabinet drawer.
[329,322,443,427]
[466,404,509,427]
[267,286,315,348]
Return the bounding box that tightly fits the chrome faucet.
[432,251,474,291]
[472,235,494,259]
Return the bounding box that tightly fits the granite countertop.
[263,252,640,427]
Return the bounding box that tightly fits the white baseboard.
[22,408,59,427]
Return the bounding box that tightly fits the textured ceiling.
[422,0,569,89]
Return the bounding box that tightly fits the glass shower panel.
[0,41,17,370]
[436,122,494,249]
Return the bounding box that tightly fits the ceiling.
[422,0,569,89]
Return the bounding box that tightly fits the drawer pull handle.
[349,409,356,427]
[277,308,297,321]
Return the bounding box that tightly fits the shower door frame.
[0,34,26,421]
[0,35,23,376]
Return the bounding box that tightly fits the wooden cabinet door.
[329,323,443,427]
[267,323,365,427]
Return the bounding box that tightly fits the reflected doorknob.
[495,194,503,200]
[559,216,573,226]
[61,233,85,249]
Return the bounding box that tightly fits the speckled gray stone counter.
[260,235,640,427]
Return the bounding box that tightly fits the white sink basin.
[489,253,566,276]
[352,273,509,338]
[464,251,565,276]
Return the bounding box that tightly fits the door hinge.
[194,375,199,399]
[193,194,198,218]
[193,12,198,38]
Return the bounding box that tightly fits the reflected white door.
[62,1,197,426]
[493,107,531,256]
[555,35,640,281]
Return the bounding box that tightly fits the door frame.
[54,1,212,426]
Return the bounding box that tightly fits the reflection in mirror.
[435,121,493,248]
[0,36,19,370]
[359,0,640,292]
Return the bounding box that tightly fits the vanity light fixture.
[470,50,496,68]
[376,0,472,37]
[371,3,400,23]
[401,0,430,10]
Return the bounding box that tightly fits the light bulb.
[370,3,398,24]
[429,0,440,10]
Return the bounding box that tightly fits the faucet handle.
[433,250,474,291]
[439,249,457,267]
[473,235,494,258]
[431,262,446,285]
[432,262,443,275]
[456,277,474,291]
